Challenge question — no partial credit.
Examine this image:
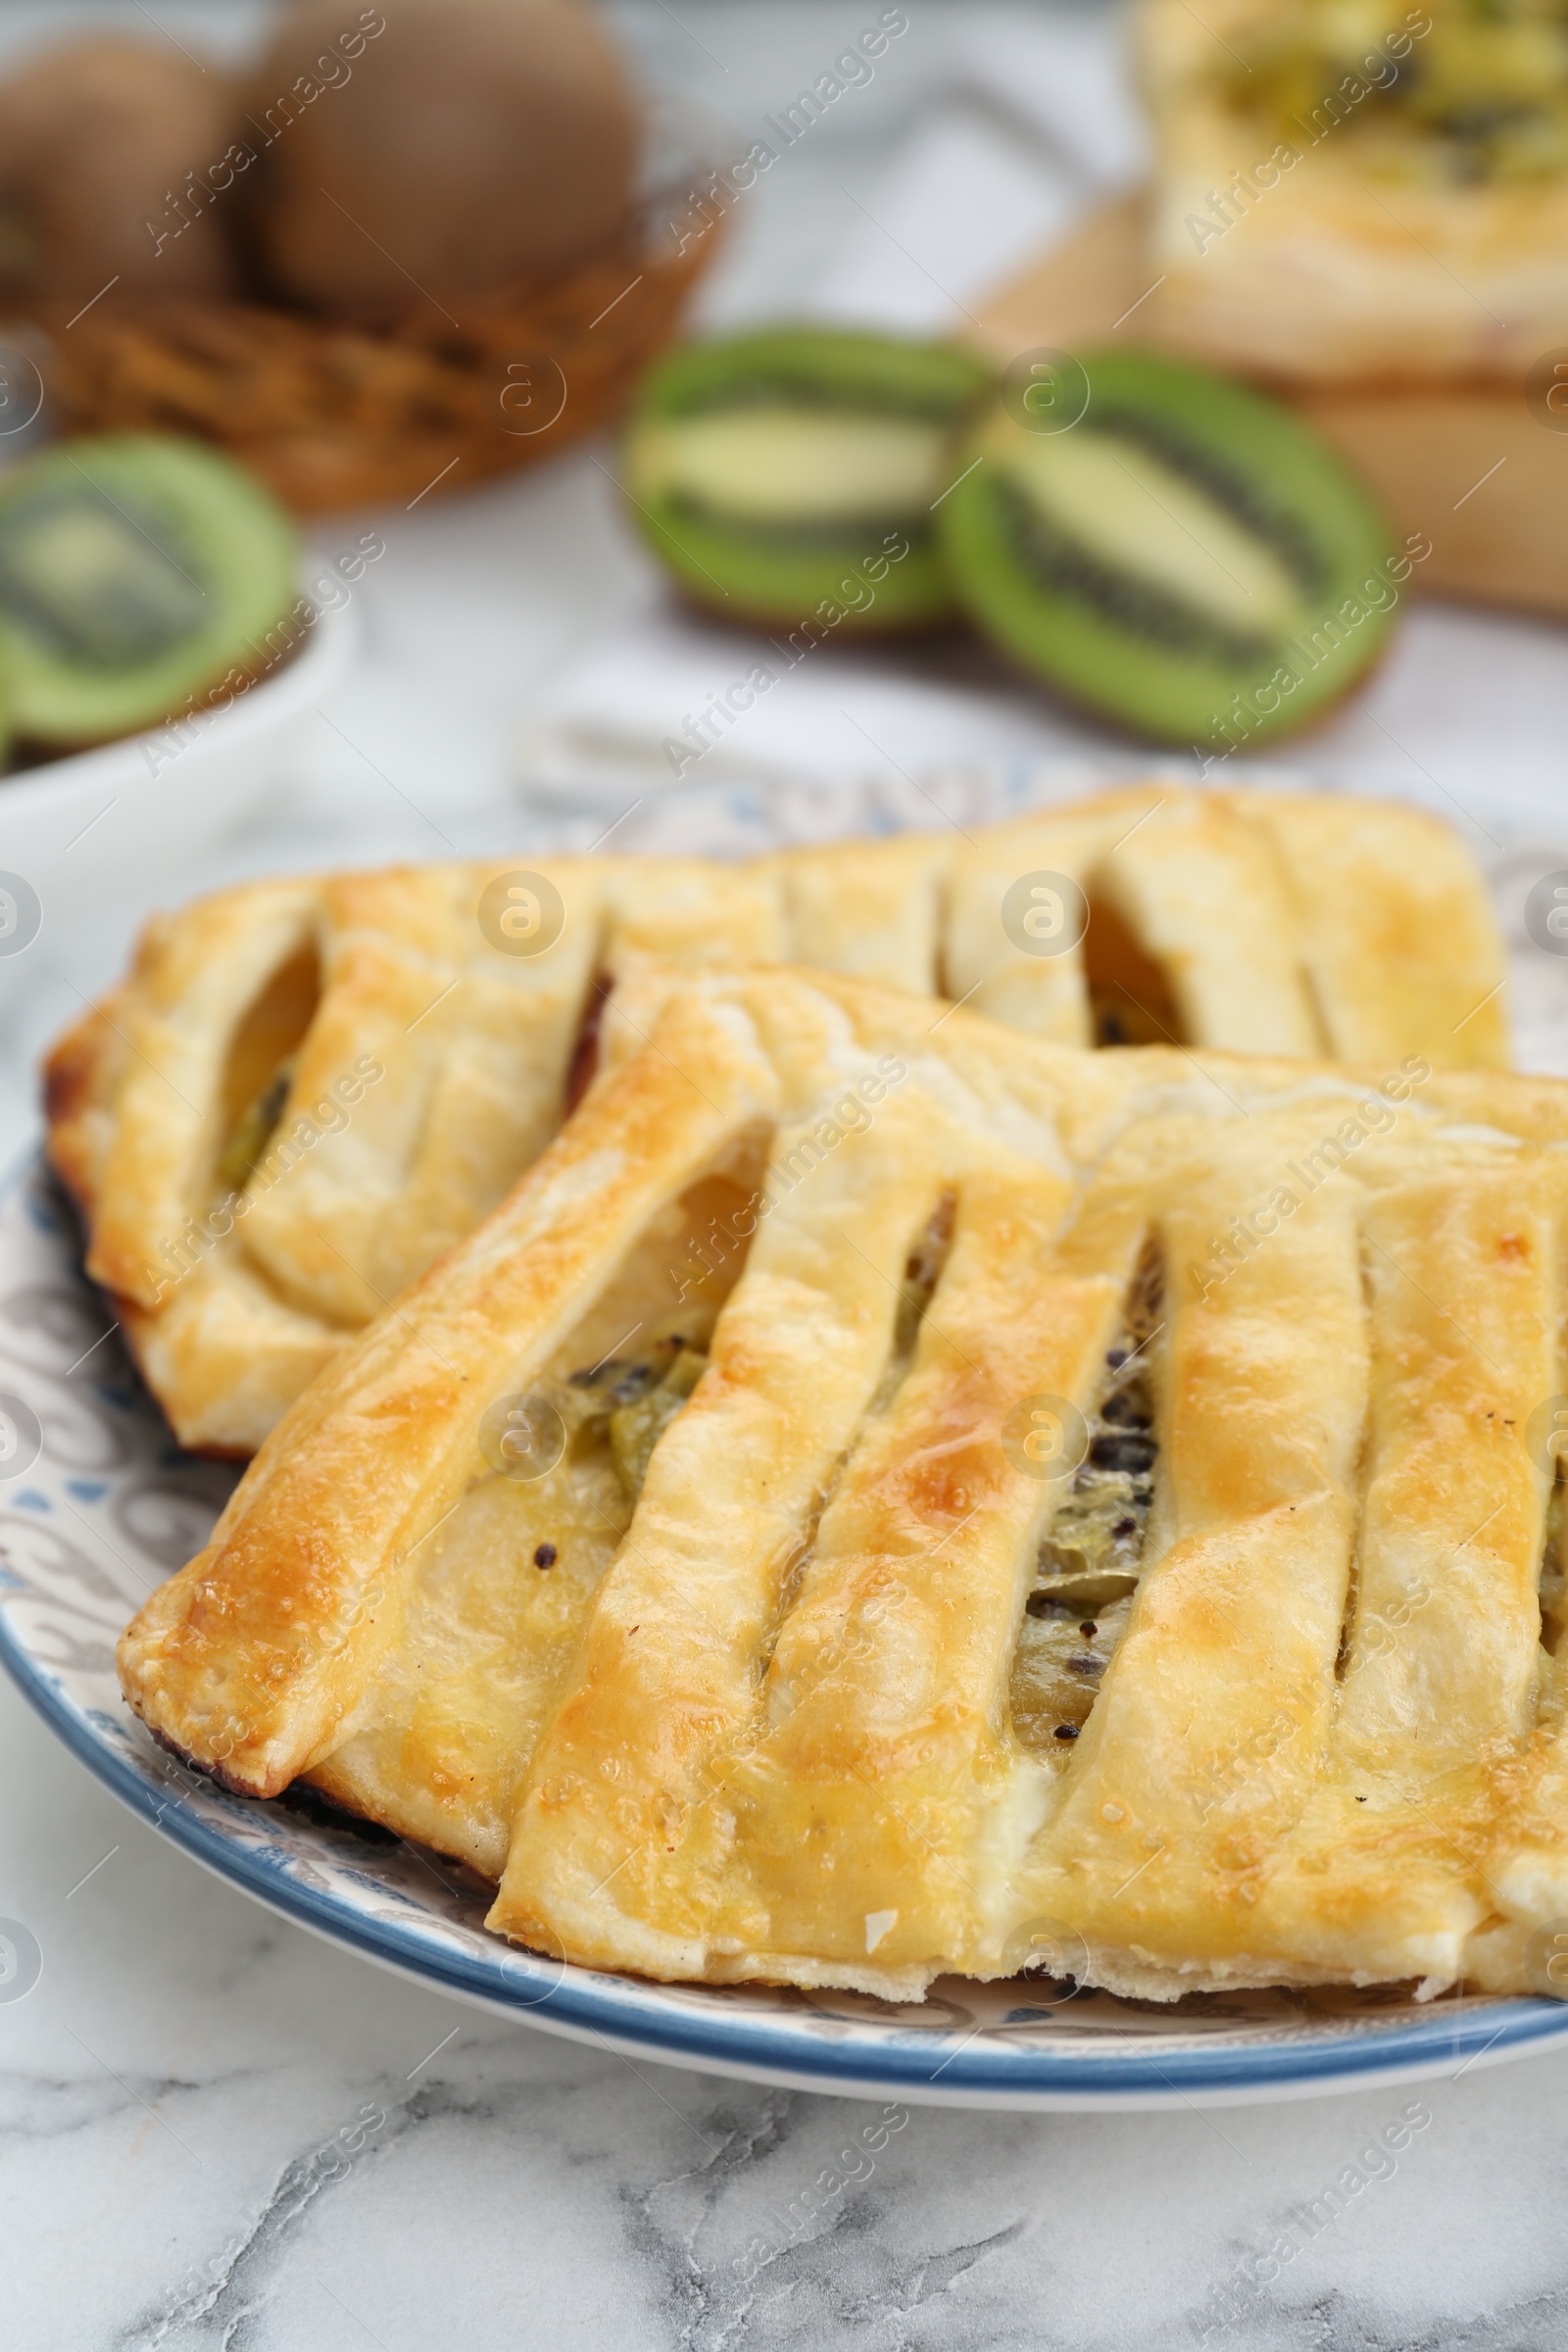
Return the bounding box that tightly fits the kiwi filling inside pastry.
[1083,894,1186,1048]
[1221,0,1568,184]
[212,938,321,1195]
[873,1192,956,1405]
[567,1331,710,1502]
[214,1057,297,1194]
[300,1157,762,1874]
[1011,1247,1163,1753]
[1541,1478,1568,1656]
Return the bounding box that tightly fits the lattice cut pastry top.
[45,783,1505,1456]
[118,965,1568,2002]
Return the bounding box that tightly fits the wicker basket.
[41,223,718,514]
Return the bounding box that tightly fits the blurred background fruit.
[937,348,1398,745]
[239,0,641,314]
[0,433,300,747]
[1,0,713,514]
[623,326,992,631]
[0,37,239,307]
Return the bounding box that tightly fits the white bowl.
[0,588,357,906]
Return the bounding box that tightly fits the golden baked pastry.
[1139,0,1568,382]
[46,784,1505,1454]
[117,965,1568,2000]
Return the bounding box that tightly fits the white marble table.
[5,5,1568,2343]
[9,1656,1568,2351]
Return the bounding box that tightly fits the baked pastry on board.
[1137,0,1568,385]
[117,966,1568,2000]
[45,784,1505,1454]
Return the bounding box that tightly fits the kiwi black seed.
[240,0,639,313]
[623,326,995,631]
[937,348,1400,748]
[0,38,238,307]
[0,435,301,747]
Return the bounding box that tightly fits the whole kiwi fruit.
[239,0,641,314]
[0,37,239,308]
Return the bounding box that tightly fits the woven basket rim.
[25,203,709,344]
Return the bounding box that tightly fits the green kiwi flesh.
[0,435,301,746]
[624,327,993,631]
[938,349,1399,749]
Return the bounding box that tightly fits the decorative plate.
[5,759,1568,2111]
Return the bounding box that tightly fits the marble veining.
[12,1642,1568,2347]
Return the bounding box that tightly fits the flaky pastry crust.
[116,966,1568,2005]
[46,784,1505,1454]
[1138,0,1568,382]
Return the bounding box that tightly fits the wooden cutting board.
[967,194,1568,623]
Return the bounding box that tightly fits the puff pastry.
[1139,0,1568,382]
[115,965,1568,2000]
[46,784,1505,1454]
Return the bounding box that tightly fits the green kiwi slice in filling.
[1010,1248,1163,1753]
[938,349,1399,748]
[566,1331,709,1501]
[622,325,994,630]
[1220,0,1568,185]
[0,433,301,746]
[214,1056,298,1196]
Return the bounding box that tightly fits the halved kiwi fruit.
[623,326,994,631]
[0,435,301,747]
[937,349,1399,748]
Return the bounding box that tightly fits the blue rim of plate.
[7,1620,1568,2109]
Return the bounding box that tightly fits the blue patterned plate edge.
[5,1607,1568,2112]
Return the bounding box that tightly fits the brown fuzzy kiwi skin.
[238,0,641,316]
[0,38,239,307]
